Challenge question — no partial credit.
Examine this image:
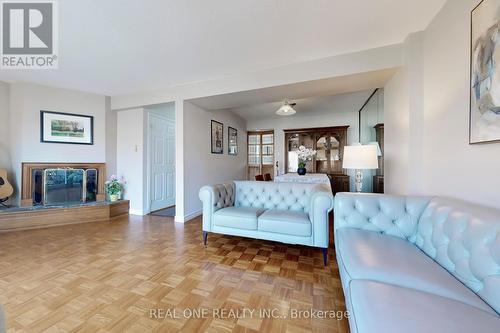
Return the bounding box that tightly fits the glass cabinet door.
[287,134,299,172]
[301,133,314,172]
[329,134,342,174]
[315,134,329,173]
[287,133,314,172]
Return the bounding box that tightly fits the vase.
[297,167,307,176]
[109,194,119,202]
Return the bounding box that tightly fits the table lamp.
[342,145,379,192]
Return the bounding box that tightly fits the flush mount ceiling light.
[276,99,297,116]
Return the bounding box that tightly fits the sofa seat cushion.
[213,207,266,230]
[349,280,500,333]
[257,210,311,236]
[337,228,494,314]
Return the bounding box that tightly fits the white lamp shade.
[368,141,383,156]
[342,145,379,170]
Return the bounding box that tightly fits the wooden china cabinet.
[284,126,350,194]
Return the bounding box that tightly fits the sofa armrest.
[309,187,334,248]
[199,182,235,231]
[333,192,431,240]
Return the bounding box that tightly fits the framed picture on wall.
[228,126,238,155]
[211,120,223,154]
[40,111,94,145]
[470,0,500,144]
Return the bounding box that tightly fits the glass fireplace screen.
[32,168,98,205]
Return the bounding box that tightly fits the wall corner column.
[174,100,185,223]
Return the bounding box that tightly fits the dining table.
[274,173,332,193]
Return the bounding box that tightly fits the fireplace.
[32,168,98,205]
[21,163,106,206]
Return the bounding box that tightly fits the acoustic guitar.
[0,169,13,202]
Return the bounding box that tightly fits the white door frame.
[146,111,175,214]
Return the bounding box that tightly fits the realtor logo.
[1,0,58,69]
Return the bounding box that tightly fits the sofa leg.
[203,231,208,246]
[321,248,328,266]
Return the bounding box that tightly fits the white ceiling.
[230,90,375,121]
[188,68,396,112]
[0,0,445,96]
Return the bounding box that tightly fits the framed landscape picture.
[211,120,223,154]
[40,111,94,145]
[228,126,238,155]
[470,0,500,144]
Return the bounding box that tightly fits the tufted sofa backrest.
[210,183,235,209]
[234,181,320,213]
[334,193,431,240]
[415,197,500,314]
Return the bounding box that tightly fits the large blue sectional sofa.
[334,193,500,333]
[199,181,334,264]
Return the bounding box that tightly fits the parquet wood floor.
[0,215,349,333]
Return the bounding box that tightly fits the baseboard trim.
[174,209,202,223]
[129,208,146,216]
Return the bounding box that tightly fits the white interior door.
[149,113,175,211]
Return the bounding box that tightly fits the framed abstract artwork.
[40,111,94,145]
[228,126,238,155]
[211,120,223,154]
[470,0,500,144]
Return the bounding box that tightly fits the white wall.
[112,44,403,110]
[0,82,10,171]
[116,108,146,215]
[421,0,500,208]
[5,82,109,204]
[0,82,12,204]
[149,104,175,120]
[181,101,247,221]
[384,32,424,195]
[384,68,410,194]
[175,101,185,221]
[105,96,117,177]
[384,0,500,209]
[117,104,177,215]
[246,91,369,192]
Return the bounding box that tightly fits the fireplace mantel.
[21,162,106,207]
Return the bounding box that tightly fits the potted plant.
[105,175,124,202]
[296,146,317,175]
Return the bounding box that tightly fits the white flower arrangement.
[296,145,317,168]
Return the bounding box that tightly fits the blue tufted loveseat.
[199,181,334,264]
[334,192,500,333]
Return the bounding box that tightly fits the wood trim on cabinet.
[283,125,349,134]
